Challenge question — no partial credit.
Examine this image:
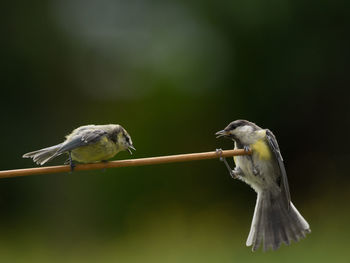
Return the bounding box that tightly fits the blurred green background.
[1,0,350,262]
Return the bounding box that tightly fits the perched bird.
[216,120,310,251]
[23,124,135,169]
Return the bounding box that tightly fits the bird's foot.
[243,145,251,152]
[68,151,75,173]
[70,162,76,173]
[216,148,224,161]
[232,167,244,178]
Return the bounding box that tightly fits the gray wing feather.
[265,129,291,210]
[57,129,108,154]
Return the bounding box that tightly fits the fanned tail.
[22,143,63,165]
[246,190,310,251]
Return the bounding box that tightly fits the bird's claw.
[70,162,76,173]
[243,145,251,152]
[68,151,75,173]
[232,166,243,179]
[216,148,224,161]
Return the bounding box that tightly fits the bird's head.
[215,120,259,141]
[113,125,136,154]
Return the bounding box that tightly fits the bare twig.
[0,149,251,179]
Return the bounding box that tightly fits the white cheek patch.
[232,125,254,140]
[236,125,253,134]
[230,125,254,144]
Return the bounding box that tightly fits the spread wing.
[265,129,291,210]
[56,128,108,154]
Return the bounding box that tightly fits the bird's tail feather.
[246,190,310,251]
[22,143,63,165]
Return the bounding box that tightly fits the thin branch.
[0,149,251,179]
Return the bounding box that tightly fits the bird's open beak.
[215,130,229,138]
[127,145,136,155]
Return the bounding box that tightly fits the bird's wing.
[56,129,108,154]
[265,129,291,210]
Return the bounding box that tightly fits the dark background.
[1,0,350,262]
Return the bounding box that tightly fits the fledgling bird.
[23,124,135,169]
[216,120,310,251]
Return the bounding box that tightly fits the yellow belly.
[71,136,119,163]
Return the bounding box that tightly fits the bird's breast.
[233,140,276,193]
[251,139,272,160]
[71,136,119,163]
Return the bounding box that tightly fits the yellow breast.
[251,139,272,160]
[71,136,119,163]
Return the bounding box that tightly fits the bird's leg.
[216,149,240,179]
[243,145,259,176]
[68,151,75,173]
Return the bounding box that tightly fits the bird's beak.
[127,145,136,155]
[215,130,229,138]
